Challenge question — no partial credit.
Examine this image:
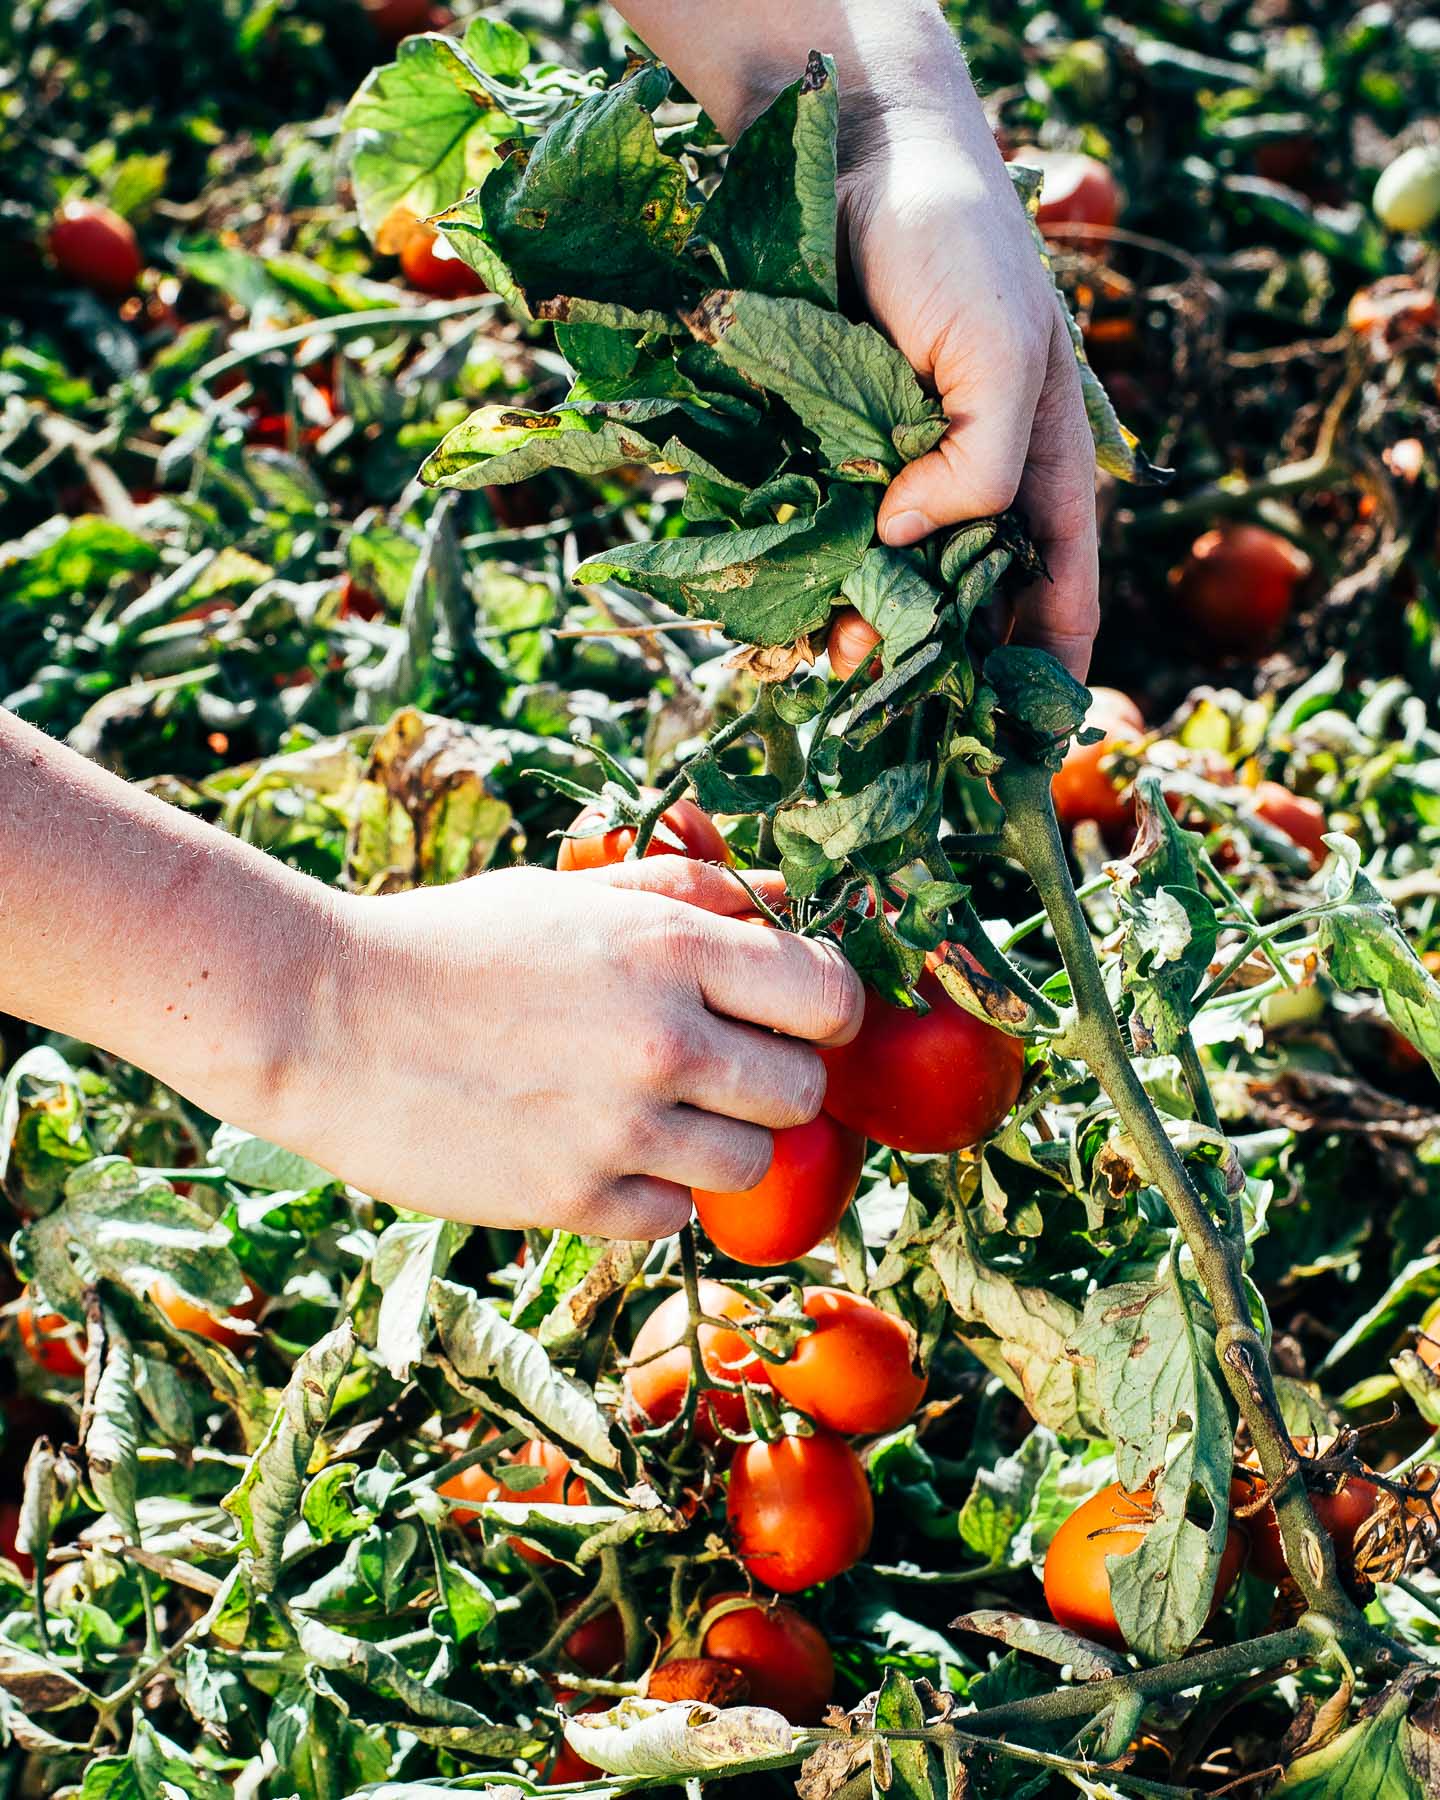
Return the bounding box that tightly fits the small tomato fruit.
[727,1429,873,1592]
[700,1593,834,1723]
[556,790,730,870]
[1172,524,1311,656]
[623,1281,768,1442]
[767,1288,926,1436]
[48,201,142,296]
[693,1113,865,1267]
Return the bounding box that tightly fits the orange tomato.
[1051,686,1146,840]
[1231,1461,1379,1585]
[623,1281,768,1442]
[440,1432,586,1564]
[693,1113,866,1268]
[556,790,730,870]
[150,1276,263,1352]
[1249,781,1328,871]
[1172,524,1311,657]
[1044,1482,1247,1649]
[399,223,488,299]
[767,1288,927,1436]
[16,1295,84,1380]
[727,1429,873,1592]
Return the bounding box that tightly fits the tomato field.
[3,0,1440,1795]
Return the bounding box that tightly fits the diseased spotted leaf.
[682,290,943,480]
[562,1695,794,1776]
[85,1313,141,1543]
[575,482,875,646]
[952,1610,1127,1677]
[223,1322,355,1591]
[207,1126,334,1195]
[422,403,667,488]
[699,54,840,307]
[1316,839,1440,1078]
[840,547,945,668]
[1270,1667,1438,1799]
[372,1217,464,1379]
[987,645,1093,740]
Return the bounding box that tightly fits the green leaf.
[1068,1272,1236,1660]
[683,290,942,480]
[422,402,667,488]
[0,1046,91,1209]
[344,35,522,241]
[206,1126,334,1194]
[576,482,875,646]
[775,761,932,863]
[223,1322,355,1591]
[958,1426,1059,1569]
[430,1280,625,1480]
[840,547,945,668]
[700,54,839,307]
[458,66,699,319]
[1270,1669,1439,1798]
[301,1463,378,1546]
[372,1217,464,1379]
[1122,884,1220,1056]
[871,1670,945,1800]
[987,645,1093,740]
[0,515,160,607]
[86,1314,141,1543]
[1315,842,1440,1078]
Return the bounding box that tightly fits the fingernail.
[880,509,933,546]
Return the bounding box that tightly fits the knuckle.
[636,1020,698,1094]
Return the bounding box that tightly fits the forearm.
[0,709,337,1131]
[612,0,977,144]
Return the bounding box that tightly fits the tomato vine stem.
[991,752,1389,1649]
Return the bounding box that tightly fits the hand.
[830,103,1100,681]
[279,858,863,1240]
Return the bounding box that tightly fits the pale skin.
[0,3,1099,1240]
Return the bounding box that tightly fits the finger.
[1008,318,1101,681]
[684,916,863,1046]
[676,1017,827,1130]
[642,1106,773,1194]
[828,607,881,680]
[578,1176,695,1243]
[876,310,1049,547]
[590,855,787,916]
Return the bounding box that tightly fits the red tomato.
[827,608,882,680]
[16,1295,84,1380]
[693,1113,865,1268]
[150,1276,263,1352]
[646,1658,749,1703]
[727,1429,873,1592]
[556,790,730,871]
[399,223,488,299]
[1249,781,1328,872]
[542,1691,606,1784]
[1171,524,1312,657]
[623,1281,768,1442]
[48,201,142,296]
[1051,686,1146,840]
[0,1502,33,1581]
[361,0,432,41]
[338,575,385,622]
[1231,1464,1380,1585]
[1044,1482,1247,1650]
[820,969,1024,1155]
[1017,149,1121,232]
[562,1605,625,1675]
[701,1592,834,1722]
[768,1288,927,1436]
[440,1427,586,1564]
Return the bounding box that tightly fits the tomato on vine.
[1231,1453,1380,1585]
[623,1281,767,1442]
[767,1288,927,1436]
[399,222,489,300]
[556,791,730,871]
[440,1427,585,1564]
[700,1593,834,1722]
[693,1113,865,1267]
[1044,1482,1247,1649]
[727,1429,873,1592]
[820,970,1024,1154]
[150,1276,263,1352]
[47,200,141,296]
[16,1295,83,1380]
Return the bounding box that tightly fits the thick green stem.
[992,755,1367,1634]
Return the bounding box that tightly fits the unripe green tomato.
[1373,146,1440,234]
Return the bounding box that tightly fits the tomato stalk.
[753,683,805,862]
[629,705,761,858]
[991,752,1389,1648]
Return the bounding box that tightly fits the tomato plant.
[1050,684,1146,838]
[693,1112,865,1266]
[727,1430,874,1592]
